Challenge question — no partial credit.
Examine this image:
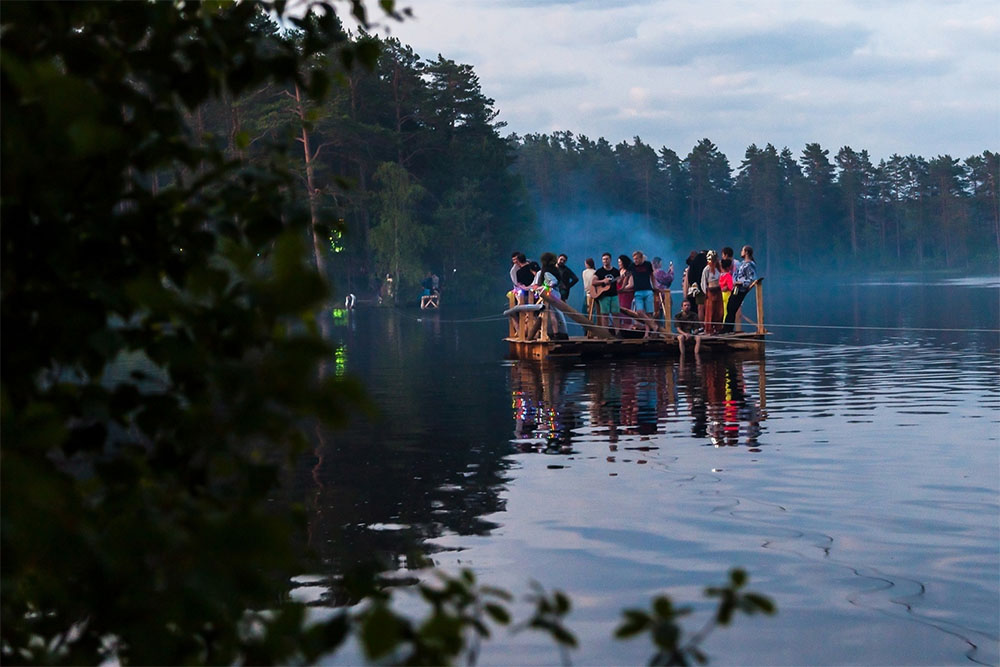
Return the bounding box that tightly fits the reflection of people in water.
[510,362,578,451]
[509,357,765,453]
[677,356,764,446]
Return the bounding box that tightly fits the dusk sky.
[368,0,999,165]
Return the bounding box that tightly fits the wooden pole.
[755,277,765,334]
[586,297,595,338]
[519,291,532,341]
[663,289,672,330]
[508,291,517,338]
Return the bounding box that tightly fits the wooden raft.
[505,281,767,360]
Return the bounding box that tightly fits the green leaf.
[550,624,578,648]
[480,585,513,602]
[716,600,735,626]
[614,616,650,639]
[653,596,674,619]
[359,605,403,659]
[651,621,680,650]
[743,593,776,614]
[483,603,511,625]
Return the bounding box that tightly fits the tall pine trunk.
[293,83,329,282]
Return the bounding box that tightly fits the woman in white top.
[531,252,568,337]
[581,257,597,318]
[701,250,723,334]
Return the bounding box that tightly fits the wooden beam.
[535,291,613,339]
[755,277,765,335]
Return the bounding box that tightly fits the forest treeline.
[195,22,998,302]
[514,134,1000,276]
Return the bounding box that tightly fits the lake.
[294,276,999,665]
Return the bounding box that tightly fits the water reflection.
[294,307,513,600]
[509,355,767,452]
[293,284,998,664]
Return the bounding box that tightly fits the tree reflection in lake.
[292,308,513,602]
[509,355,767,453]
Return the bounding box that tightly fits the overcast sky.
[368,0,999,165]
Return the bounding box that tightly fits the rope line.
[761,323,1000,334]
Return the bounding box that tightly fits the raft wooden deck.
[505,280,767,360]
[506,331,765,360]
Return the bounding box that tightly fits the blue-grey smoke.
[531,207,678,276]
[518,207,682,328]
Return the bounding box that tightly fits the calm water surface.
[295,278,999,665]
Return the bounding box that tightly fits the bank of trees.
[194,26,531,302]
[512,134,1000,273]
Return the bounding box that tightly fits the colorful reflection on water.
[510,356,766,452]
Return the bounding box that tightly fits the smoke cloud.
[527,206,680,280]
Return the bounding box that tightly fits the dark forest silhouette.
[514,134,999,277]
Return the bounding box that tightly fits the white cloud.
[374,0,1000,162]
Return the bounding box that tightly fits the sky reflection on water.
[302,280,999,665]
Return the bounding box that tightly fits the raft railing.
[508,278,765,342]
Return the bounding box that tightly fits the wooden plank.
[507,291,517,338]
[507,329,767,360]
[535,291,613,338]
[755,277,765,334]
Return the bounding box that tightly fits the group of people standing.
[675,245,757,352]
[509,244,757,348]
[509,251,580,339]
[509,249,674,339]
[581,251,674,337]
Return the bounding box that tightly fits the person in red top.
[719,257,734,325]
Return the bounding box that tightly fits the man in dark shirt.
[555,253,579,302]
[515,260,535,290]
[630,250,655,314]
[593,252,620,336]
[684,250,708,317]
[674,299,702,355]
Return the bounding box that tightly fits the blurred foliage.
[615,568,776,666]
[290,567,772,666]
[0,1,380,663]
